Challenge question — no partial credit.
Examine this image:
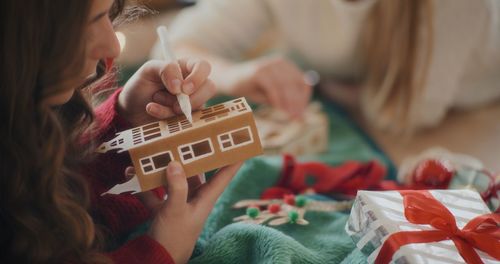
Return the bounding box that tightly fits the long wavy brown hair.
[361,0,434,133]
[0,0,124,262]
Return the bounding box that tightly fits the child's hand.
[118,59,215,127]
[148,161,242,264]
[223,57,312,118]
[124,166,205,214]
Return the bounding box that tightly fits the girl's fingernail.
[147,104,158,115]
[167,162,182,175]
[182,82,194,94]
[152,92,167,105]
[171,79,182,94]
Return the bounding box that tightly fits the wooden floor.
[365,102,500,172]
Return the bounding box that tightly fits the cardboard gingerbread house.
[98,97,263,193]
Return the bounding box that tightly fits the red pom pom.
[411,159,454,189]
[283,194,296,205]
[268,203,281,213]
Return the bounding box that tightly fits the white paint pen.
[156,26,193,123]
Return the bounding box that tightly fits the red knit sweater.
[85,89,174,264]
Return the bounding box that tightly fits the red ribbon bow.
[375,190,500,264]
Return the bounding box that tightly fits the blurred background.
[114,0,500,173]
[114,0,191,71]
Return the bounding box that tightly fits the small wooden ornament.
[233,196,353,226]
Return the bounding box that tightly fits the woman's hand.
[222,57,312,118]
[148,161,242,264]
[118,59,215,127]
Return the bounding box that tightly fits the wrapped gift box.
[450,169,499,212]
[345,190,499,263]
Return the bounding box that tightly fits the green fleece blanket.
[183,98,395,264]
[126,98,394,263]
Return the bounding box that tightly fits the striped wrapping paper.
[345,190,499,264]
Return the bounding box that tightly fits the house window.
[200,109,230,122]
[218,126,253,151]
[200,104,230,123]
[132,128,143,145]
[229,99,247,112]
[132,122,162,145]
[166,116,193,134]
[142,122,161,141]
[140,151,173,174]
[178,138,214,164]
[110,138,125,147]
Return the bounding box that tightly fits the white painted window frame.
[217,126,253,152]
[178,138,214,164]
[140,150,173,175]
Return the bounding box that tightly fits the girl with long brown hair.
[0,0,240,263]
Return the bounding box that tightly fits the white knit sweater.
[167,0,500,127]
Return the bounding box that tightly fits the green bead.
[295,196,308,207]
[288,210,299,223]
[246,207,260,219]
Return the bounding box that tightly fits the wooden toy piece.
[233,204,309,226]
[254,102,328,156]
[232,196,352,226]
[267,208,308,226]
[98,97,263,194]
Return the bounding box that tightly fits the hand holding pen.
[116,29,215,127]
[157,25,193,123]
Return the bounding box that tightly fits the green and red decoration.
[233,194,352,226]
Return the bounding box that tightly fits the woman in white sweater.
[158,0,500,133]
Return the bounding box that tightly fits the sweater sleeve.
[91,88,130,143]
[107,235,175,264]
[84,88,174,262]
[84,88,152,235]
[161,0,272,60]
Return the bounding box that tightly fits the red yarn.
[261,154,393,200]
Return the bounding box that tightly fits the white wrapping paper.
[345,190,498,264]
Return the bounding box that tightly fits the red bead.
[268,203,281,213]
[283,194,296,205]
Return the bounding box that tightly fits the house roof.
[97,97,252,153]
